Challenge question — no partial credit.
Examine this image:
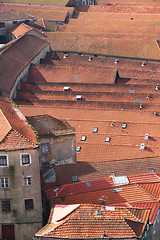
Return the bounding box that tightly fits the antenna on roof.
[140,143,145,150]
[139,104,143,109]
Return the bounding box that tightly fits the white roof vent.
[89,56,93,61]
[114,59,118,64]
[154,111,158,116]
[110,122,114,127]
[76,95,82,101]
[155,85,159,91]
[140,143,145,150]
[63,86,70,91]
[105,206,115,211]
[63,54,68,58]
[139,104,143,109]
[141,62,145,67]
[144,134,149,141]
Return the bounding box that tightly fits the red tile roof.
[46,173,160,205]
[0,97,37,149]
[0,35,49,96]
[9,23,44,38]
[35,204,150,239]
[131,201,160,224]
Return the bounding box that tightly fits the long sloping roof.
[0,34,49,95]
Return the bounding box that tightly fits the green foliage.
[25,120,40,144]
[13,102,19,109]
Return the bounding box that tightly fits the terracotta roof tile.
[0,97,37,148]
[9,23,44,38]
[0,35,49,95]
[35,204,150,239]
[131,201,160,224]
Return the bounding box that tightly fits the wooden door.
[2,225,15,240]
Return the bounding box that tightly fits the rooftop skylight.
[149,168,154,173]
[113,176,129,186]
[93,127,98,133]
[73,75,78,79]
[76,146,81,152]
[81,136,86,141]
[86,182,91,187]
[105,137,110,143]
[129,90,135,93]
[122,123,127,129]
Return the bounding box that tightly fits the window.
[0,22,5,28]
[2,200,11,212]
[25,199,34,210]
[20,153,31,166]
[24,20,29,24]
[41,144,49,154]
[0,155,8,167]
[1,178,9,188]
[23,176,31,186]
[13,20,17,24]
[93,127,98,133]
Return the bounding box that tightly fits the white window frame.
[23,176,31,186]
[0,154,8,167]
[1,177,9,188]
[20,153,31,166]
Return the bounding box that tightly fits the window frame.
[1,177,9,188]
[23,176,31,186]
[2,200,11,213]
[0,22,5,28]
[0,154,8,167]
[20,153,31,166]
[24,199,34,210]
[41,143,49,154]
